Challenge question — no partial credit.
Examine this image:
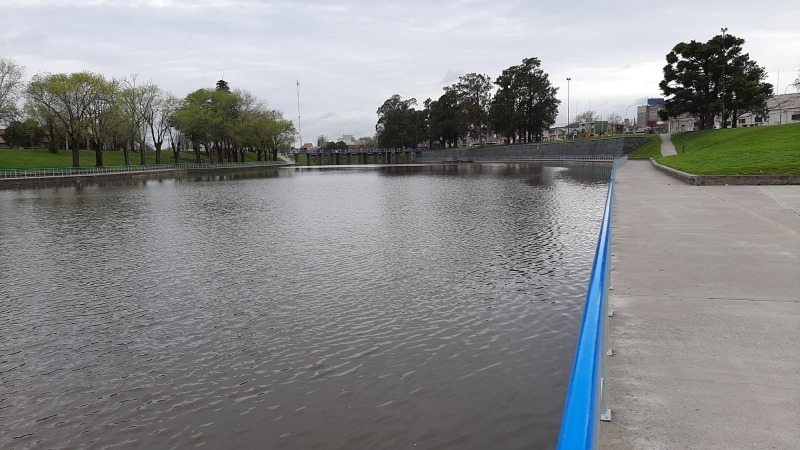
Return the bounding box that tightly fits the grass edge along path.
[655,123,800,175]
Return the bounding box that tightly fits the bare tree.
[0,58,26,126]
[139,83,178,164]
[574,110,597,123]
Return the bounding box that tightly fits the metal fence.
[0,161,286,179]
[556,156,626,449]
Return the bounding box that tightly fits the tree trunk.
[272,148,278,161]
[95,146,103,167]
[155,141,162,165]
[71,136,80,167]
[47,121,57,153]
[123,140,131,165]
[139,139,146,165]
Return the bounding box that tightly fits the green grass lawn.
[627,134,662,159]
[0,148,268,169]
[656,123,800,175]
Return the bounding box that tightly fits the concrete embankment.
[0,163,289,189]
[601,160,800,449]
[416,137,650,162]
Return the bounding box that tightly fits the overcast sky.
[2,0,799,145]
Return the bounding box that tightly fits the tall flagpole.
[296,80,303,148]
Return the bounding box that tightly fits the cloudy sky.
[2,0,799,145]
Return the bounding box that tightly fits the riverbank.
[601,160,800,449]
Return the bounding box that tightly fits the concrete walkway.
[659,133,677,156]
[601,160,800,449]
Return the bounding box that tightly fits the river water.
[0,163,610,449]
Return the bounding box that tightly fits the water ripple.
[0,163,609,449]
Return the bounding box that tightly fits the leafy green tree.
[445,73,493,144]
[490,58,560,143]
[0,58,25,126]
[660,33,773,129]
[3,119,43,147]
[26,71,117,167]
[426,90,463,148]
[376,94,423,148]
[171,84,294,163]
[170,88,216,163]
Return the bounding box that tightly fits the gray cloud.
[2,0,799,142]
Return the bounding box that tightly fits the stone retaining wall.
[417,137,650,162]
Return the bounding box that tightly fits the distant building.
[336,134,357,145]
[637,98,665,127]
[667,92,800,132]
[738,92,800,127]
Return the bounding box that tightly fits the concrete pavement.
[600,160,800,449]
[659,133,678,156]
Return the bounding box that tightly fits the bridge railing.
[556,156,625,449]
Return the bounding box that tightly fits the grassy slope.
[656,123,800,175]
[0,149,263,169]
[627,134,662,159]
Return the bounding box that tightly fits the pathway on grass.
[601,160,800,449]
[659,133,677,156]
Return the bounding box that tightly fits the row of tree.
[376,57,561,149]
[0,58,295,167]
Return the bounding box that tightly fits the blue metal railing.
[556,157,624,449]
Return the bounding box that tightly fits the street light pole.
[720,27,728,129]
[296,80,303,149]
[566,77,571,140]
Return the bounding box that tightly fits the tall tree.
[490,58,560,143]
[26,72,116,167]
[376,94,421,148]
[136,82,177,165]
[426,90,463,148]
[170,88,216,163]
[446,73,493,144]
[660,33,772,130]
[0,58,26,126]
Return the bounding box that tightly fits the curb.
[650,159,800,185]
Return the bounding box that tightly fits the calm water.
[0,163,609,449]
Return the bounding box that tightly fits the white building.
[668,93,800,132]
[737,93,800,127]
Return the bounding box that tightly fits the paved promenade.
[601,160,800,449]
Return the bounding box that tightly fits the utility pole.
[567,77,571,140]
[296,80,303,149]
[720,27,728,128]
